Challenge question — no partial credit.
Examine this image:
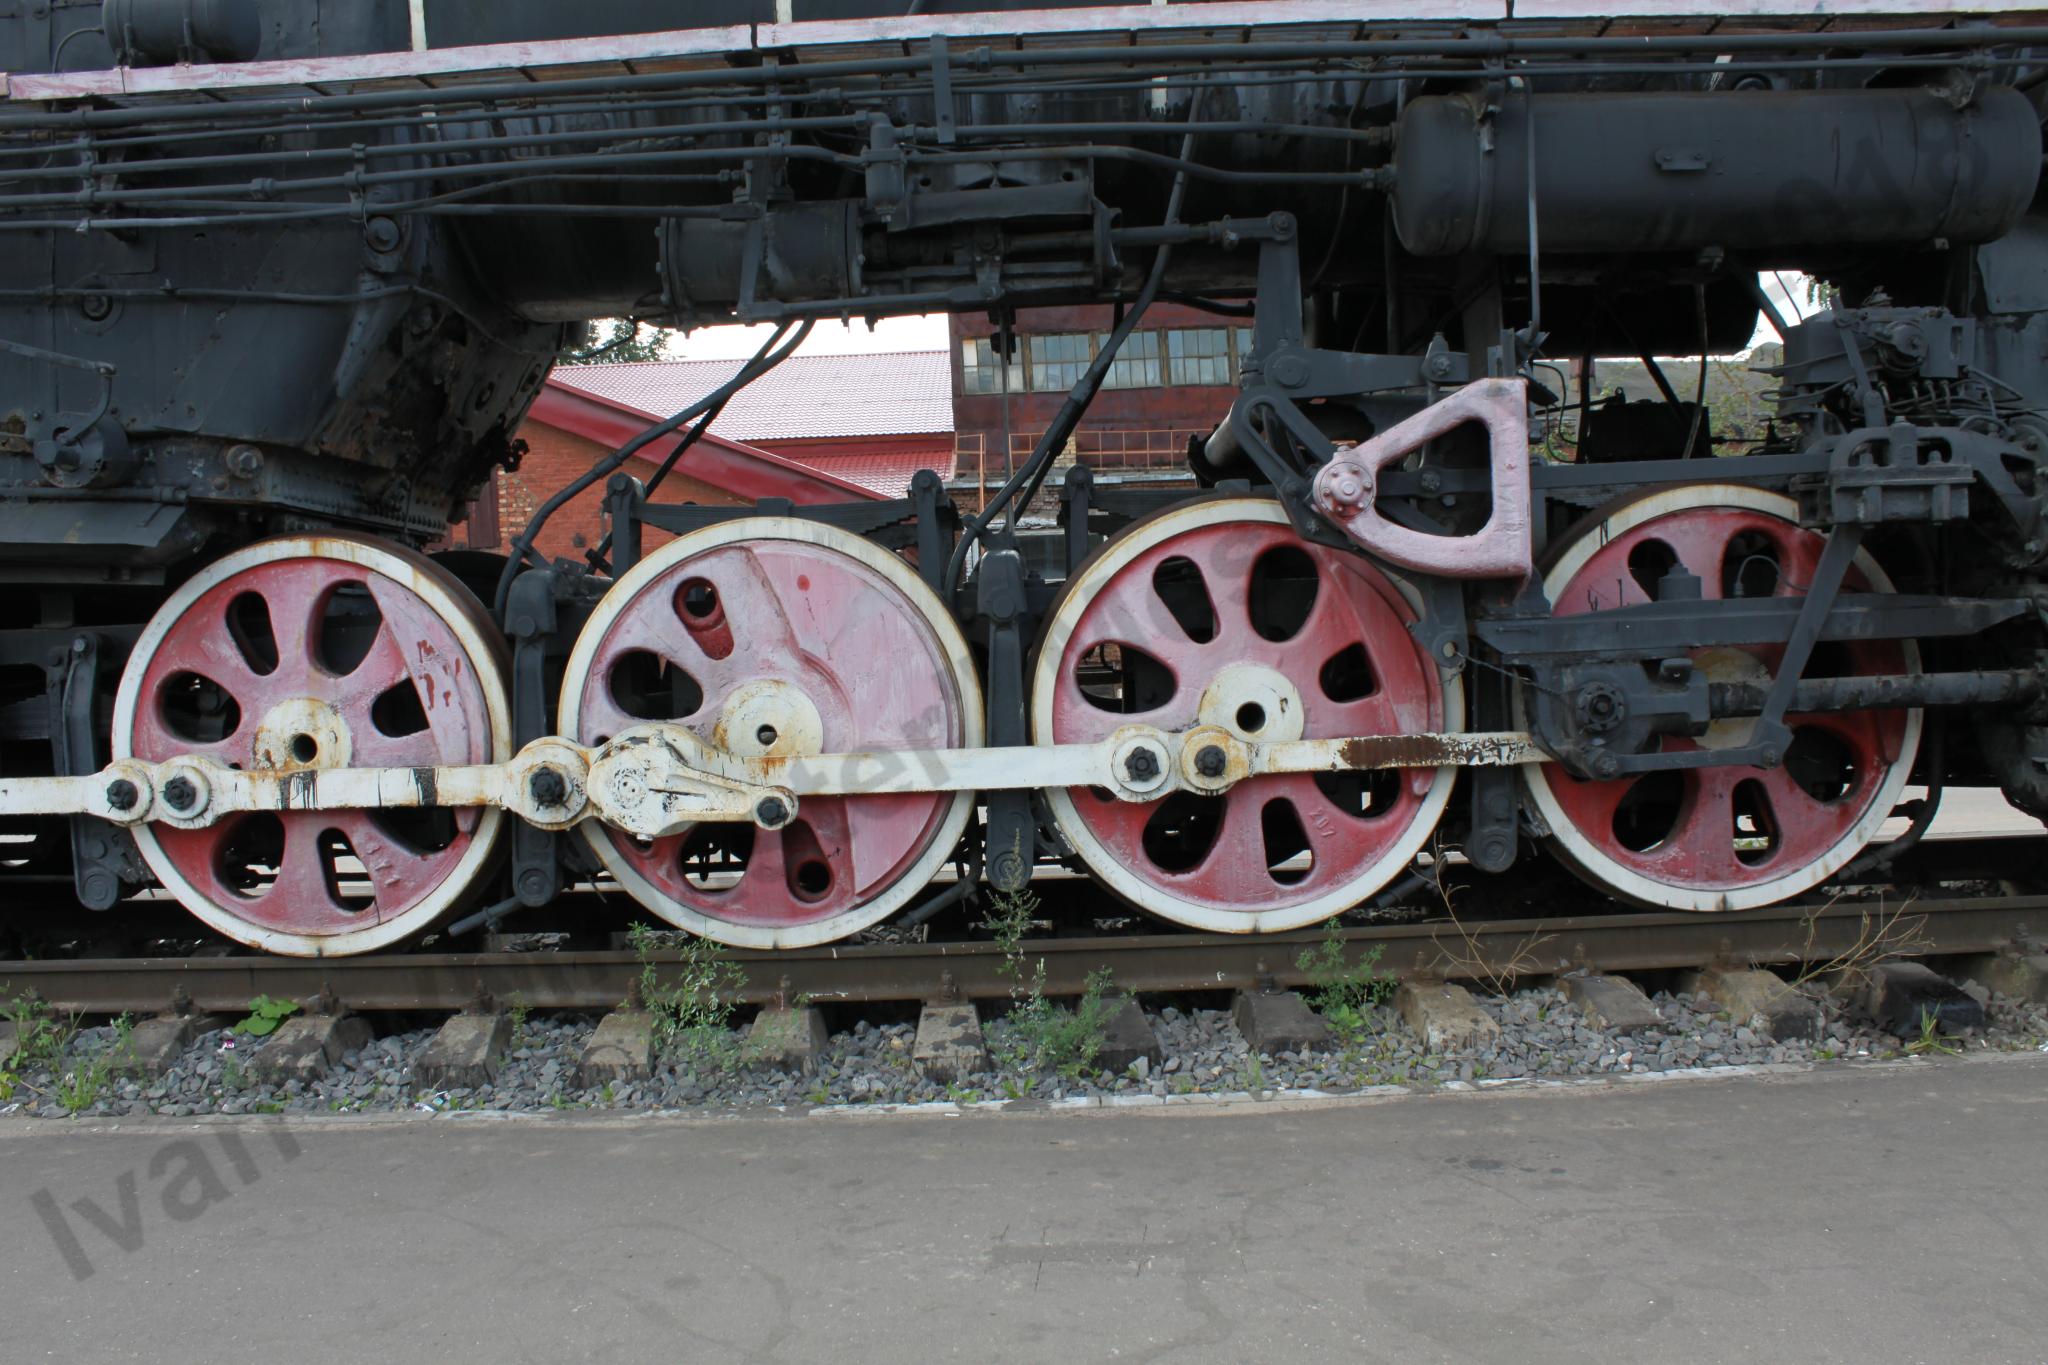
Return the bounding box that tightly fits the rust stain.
[1337,734,1522,769]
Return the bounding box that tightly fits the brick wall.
[495,422,745,563]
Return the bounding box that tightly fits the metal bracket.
[1310,378,1534,580]
[978,547,1036,892]
[54,631,137,910]
[506,568,569,907]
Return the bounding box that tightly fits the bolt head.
[1195,745,1227,779]
[755,796,789,827]
[527,767,568,808]
[1124,749,1159,782]
[1589,753,1620,779]
[162,775,197,811]
[105,778,139,812]
[364,216,402,252]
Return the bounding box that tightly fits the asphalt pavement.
[4,1052,2045,1363]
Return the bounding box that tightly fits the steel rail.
[5,894,2039,1014]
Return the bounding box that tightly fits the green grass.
[507,995,533,1049]
[982,888,1118,1081]
[1297,919,1394,1039]
[627,923,744,1071]
[53,1015,130,1116]
[1904,1009,1963,1057]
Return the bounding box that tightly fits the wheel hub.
[252,696,353,771]
[1196,664,1305,743]
[713,679,823,760]
[1692,647,1770,751]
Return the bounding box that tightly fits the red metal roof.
[549,351,954,444]
[526,386,883,504]
[790,451,950,500]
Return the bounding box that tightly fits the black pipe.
[896,844,984,934]
[1709,670,2044,718]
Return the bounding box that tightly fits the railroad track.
[6,893,2041,1014]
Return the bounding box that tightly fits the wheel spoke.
[1650,767,1745,884]
[264,819,349,920]
[258,561,330,679]
[1189,790,1273,898]
[326,810,464,919]
[1070,559,1214,663]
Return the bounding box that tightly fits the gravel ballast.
[5,975,2045,1121]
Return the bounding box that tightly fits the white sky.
[653,272,1814,362]
[665,313,951,360]
[1752,270,1818,347]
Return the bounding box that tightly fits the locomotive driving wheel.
[113,536,512,956]
[559,518,981,949]
[1519,486,1922,910]
[1033,497,1462,932]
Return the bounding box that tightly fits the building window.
[1095,330,1161,389]
[961,337,1022,395]
[1029,332,1095,392]
[1166,328,1241,386]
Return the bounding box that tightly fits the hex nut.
[528,766,568,808]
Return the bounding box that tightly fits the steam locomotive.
[2,0,2044,954]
